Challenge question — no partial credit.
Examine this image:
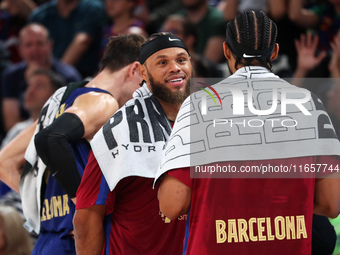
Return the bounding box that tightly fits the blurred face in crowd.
[181,0,206,10]
[24,73,56,118]
[141,47,192,105]
[19,24,52,67]
[162,18,185,40]
[105,0,136,18]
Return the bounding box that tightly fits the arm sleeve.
[34,112,84,198]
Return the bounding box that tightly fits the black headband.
[226,23,275,59]
[138,34,189,64]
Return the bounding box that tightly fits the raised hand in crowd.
[329,32,340,78]
[292,33,326,87]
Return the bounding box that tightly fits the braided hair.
[226,10,278,71]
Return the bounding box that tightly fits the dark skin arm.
[158,173,191,220]
[73,205,107,255]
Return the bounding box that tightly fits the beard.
[148,72,191,105]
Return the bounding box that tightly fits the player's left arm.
[34,92,119,202]
[158,173,191,220]
[314,171,340,218]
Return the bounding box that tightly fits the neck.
[187,3,208,23]
[157,99,181,122]
[85,68,126,107]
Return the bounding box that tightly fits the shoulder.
[29,1,56,20]
[76,89,118,108]
[3,62,26,75]
[2,62,26,81]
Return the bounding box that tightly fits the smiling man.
[74,32,192,255]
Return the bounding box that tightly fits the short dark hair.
[226,10,278,71]
[29,69,66,91]
[100,34,146,72]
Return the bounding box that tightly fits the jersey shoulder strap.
[60,81,88,105]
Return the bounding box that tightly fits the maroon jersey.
[76,151,186,255]
[168,156,340,255]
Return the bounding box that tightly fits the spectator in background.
[220,0,267,21]
[289,0,340,53]
[267,0,306,76]
[1,69,65,149]
[29,0,106,78]
[0,205,32,255]
[289,0,340,78]
[102,0,147,55]
[0,0,37,64]
[162,14,223,78]
[135,0,182,34]
[177,0,226,63]
[1,23,81,133]
[0,69,65,244]
[292,33,332,106]
[0,69,64,196]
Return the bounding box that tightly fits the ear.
[223,42,231,60]
[270,43,279,61]
[126,61,140,81]
[138,62,149,82]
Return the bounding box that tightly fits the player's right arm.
[74,150,111,255]
[314,156,340,218]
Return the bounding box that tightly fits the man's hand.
[294,33,326,75]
